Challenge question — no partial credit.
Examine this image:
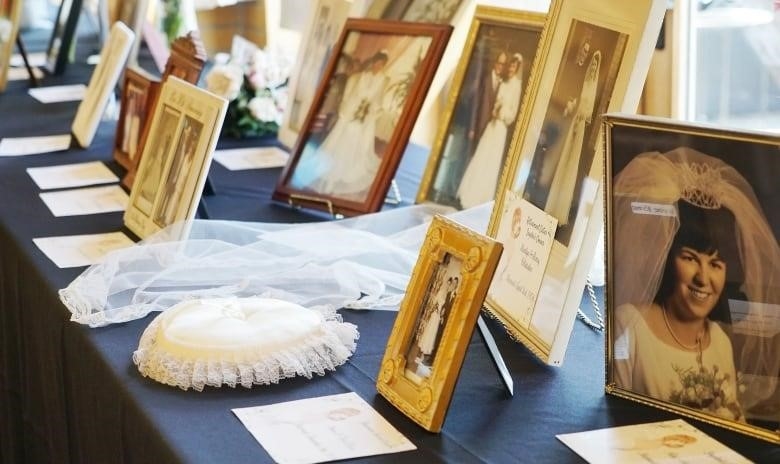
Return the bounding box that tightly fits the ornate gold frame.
[415,6,545,208]
[483,0,667,366]
[0,0,23,92]
[376,215,502,432]
[604,113,780,445]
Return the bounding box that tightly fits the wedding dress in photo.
[545,50,601,227]
[456,58,523,209]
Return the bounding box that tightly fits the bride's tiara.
[678,162,725,210]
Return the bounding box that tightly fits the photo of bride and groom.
[421,19,542,210]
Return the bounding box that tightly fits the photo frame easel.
[483,0,667,366]
[122,31,207,190]
[272,18,452,217]
[377,215,502,432]
[0,0,23,92]
[604,113,780,445]
[45,0,84,75]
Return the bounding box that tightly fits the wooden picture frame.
[71,21,134,148]
[123,76,227,240]
[122,31,207,190]
[416,6,544,210]
[0,0,22,92]
[272,18,452,217]
[482,0,666,366]
[376,215,502,432]
[113,66,160,169]
[45,0,83,75]
[605,113,780,445]
[278,0,356,149]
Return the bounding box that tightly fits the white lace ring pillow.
[132,297,359,391]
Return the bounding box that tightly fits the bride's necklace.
[662,304,706,359]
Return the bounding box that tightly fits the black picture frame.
[45,0,83,75]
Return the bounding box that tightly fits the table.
[1,59,778,464]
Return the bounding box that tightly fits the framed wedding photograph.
[122,31,207,190]
[415,6,544,210]
[376,215,502,432]
[272,19,452,217]
[278,0,356,149]
[124,76,227,240]
[605,113,780,445]
[0,0,22,92]
[45,0,83,75]
[113,66,160,169]
[363,0,467,24]
[483,0,666,366]
[71,21,135,148]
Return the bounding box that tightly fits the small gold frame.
[376,215,502,432]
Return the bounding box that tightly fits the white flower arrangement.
[205,46,292,138]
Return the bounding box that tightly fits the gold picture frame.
[123,76,227,240]
[415,6,544,210]
[0,0,22,92]
[483,0,666,366]
[376,215,502,432]
[605,113,780,445]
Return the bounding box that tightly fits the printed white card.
[213,146,290,171]
[33,232,133,268]
[488,194,558,328]
[10,51,46,68]
[6,66,45,81]
[0,134,72,156]
[39,185,129,217]
[27,161,119,190]
[233,392,416,463]
[28,84,87,103]
[556,419,752,464]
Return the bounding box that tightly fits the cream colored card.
[39,185,129,217]
[232,392,416,463]
[556,419,752,464]
[28,84,87,103]
[0,134,72,156]
[10,51,46,68]
[6,66,45,81]
[213,147,289,171]
[27,161,119,190]
[488,194,558,328]
[33,232,133,268]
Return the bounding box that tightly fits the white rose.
[248,96,280,123]
[205,64,244,101]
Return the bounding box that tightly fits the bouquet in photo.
[205,46,292,139]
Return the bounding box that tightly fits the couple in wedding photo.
[456,49,525,209]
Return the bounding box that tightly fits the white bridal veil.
[612,146,780,414]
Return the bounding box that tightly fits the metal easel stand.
[384,179,402,205]
[288,194,343,219]
[476,314,514,396]
[576,278,605,332]
[15,37,40,87]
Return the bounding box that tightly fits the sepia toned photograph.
[417,7,544,209]
[606,114,780,444]
[377,215,502,432]
[273,19,452,216]
[114,67,158,169]
[279,0,353,148]
[0,0,22,92]
[404,253,462,384]
[124,76,227,240]
[521,19,627,246]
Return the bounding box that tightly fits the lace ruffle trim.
[132,309,359,391]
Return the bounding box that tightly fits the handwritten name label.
[631,202,676,217]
